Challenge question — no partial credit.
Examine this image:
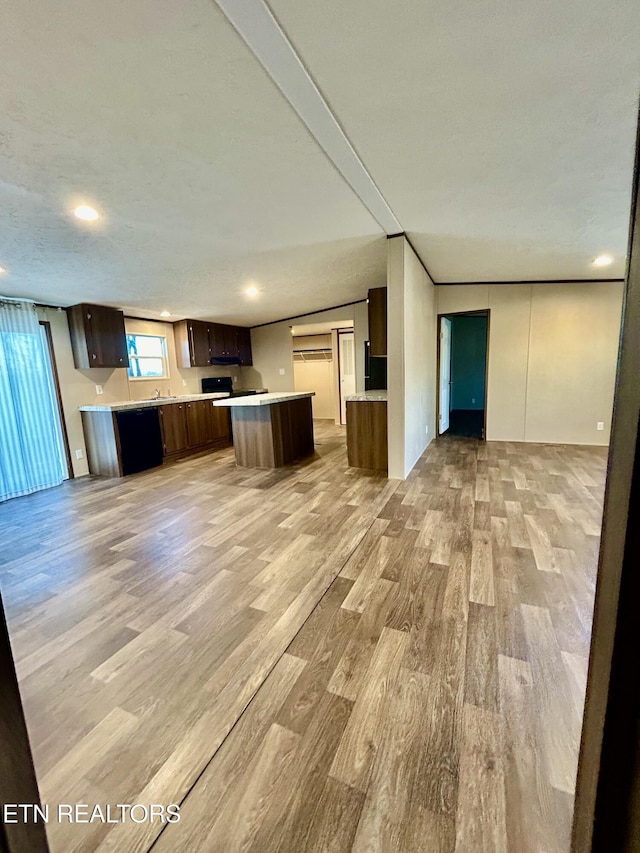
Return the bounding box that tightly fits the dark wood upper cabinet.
[174,319,211,368]
[208,323,227,359]
[67,303,129,369]
[237,327,253,366]
[223,325,239,358]
[210,323,239,358]
[368,287,387,357]
[190,320,211,367]
[175,319,252,366]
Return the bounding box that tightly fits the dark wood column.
[0,594,50,852]
[572,106,640,852]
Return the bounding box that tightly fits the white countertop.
[345,390,388,402]
[79,392,229,413]
[214,391,315,407]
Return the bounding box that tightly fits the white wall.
[246,303,368,395]
[387,236,437,480]
[437,282,624,445]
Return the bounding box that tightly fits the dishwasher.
[115,407,164,475]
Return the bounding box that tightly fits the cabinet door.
[68,303,129,368]
[186,400,209,447]
[223,325,238,358]
[236,327,252,365]
[159,404,188,454]
[209,324,226,358]
[208,403,232,442]
[368,288,387,357]
[94,306,129,367]
[188,321,211,367]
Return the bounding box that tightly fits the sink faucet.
[154,388,161,398]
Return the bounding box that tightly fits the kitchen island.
[214,392,315,468]
[345,390,388,473]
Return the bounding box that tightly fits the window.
[127,334,168,379]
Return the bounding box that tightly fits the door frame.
[39,320,74,479]
[336,327,355,426]
[435,309,490,441]
[571,107,640,852]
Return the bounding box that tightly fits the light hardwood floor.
[0,424,606,852]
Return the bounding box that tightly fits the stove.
[201,376,260,398]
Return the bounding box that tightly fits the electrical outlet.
[471,397,476,404]
[425,425,429,435]
[279,368,286,376]
[597,422,605,431]
[95,385,103,395]
[75,449,83,460]
[182,379,187,387]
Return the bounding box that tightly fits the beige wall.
[40,310,251,477]
[293,361,335,419]
[247,303,368,397]
[292,333,335,419]
[387,236,437,480]
[437,282,624,444]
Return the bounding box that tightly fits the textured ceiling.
[269,0,640,282]
[0,0,384,324]
[0,0,638,325]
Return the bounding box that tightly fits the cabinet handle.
[92,353,96,359]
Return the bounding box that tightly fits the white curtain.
[0,300,67,502]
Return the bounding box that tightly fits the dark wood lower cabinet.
[82,400,233,477]
[186,401,209,447]
[159,403,189,455]
[208,403,232,443]
[346,401,388,472]
[161,400,231,459]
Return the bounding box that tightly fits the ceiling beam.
[213,0,402,235]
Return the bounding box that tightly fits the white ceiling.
[268,0,640,282]
[0,0,638,325]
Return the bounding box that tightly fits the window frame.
[126,333,170,381]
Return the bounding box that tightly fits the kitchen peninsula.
[214,392,315,468]
[345,390,388,473]
[79,393,231,477]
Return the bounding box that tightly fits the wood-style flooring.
[0,423,607,852]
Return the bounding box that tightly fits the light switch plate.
[75,449,83,459]
[95,385,103,395]
[597,422,605,430]
[279,368,285,376]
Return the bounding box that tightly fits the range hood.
[209,356,241,366]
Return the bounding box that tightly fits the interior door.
[439,316,452,434]
[339,332,356,425]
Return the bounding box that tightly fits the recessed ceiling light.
[0,265,7,275]
[246,286,259,297]
[74,205,100,221]
[160,310,171,318]
[592,254,613,267]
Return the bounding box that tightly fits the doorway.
[437,310,489,439]
[338,330,355,425]
[0,303,71,503]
